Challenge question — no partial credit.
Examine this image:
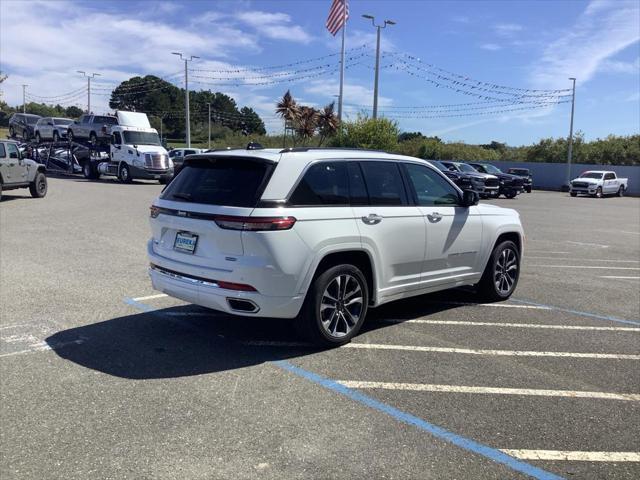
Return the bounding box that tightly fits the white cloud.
[480,43,502,51]
[494,23,523,36]
[599,57,640,75]
[626,91,640,102]
[531,0,640,88]
[234,10,312,44]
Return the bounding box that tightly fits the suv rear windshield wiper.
[171,192,193,201]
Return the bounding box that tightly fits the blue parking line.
[512,299,640,326]
[274,360,564,480]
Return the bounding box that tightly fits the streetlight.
[565,77,577,189]
[362,15,395,119]
[172,52,200,147]
[77,71,100,113]
[206,102,212,149]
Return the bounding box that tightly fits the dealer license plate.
[174,231,198,254]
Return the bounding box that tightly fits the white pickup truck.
[570,170,628,198]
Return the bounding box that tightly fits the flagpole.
[337,10,346,123]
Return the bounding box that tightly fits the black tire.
[9,126,15,138]
[526,186,532,193]
[477,240,520,302]
[35,132,41,144]
[570,192,577,197]
[53,131,60,142]
[29,172,47,198]
[118,163,132,183]
[505,191,517,199]
[67,129,74,142]
[89,132,97,145]
[296,264,369,347]
[0,181,3,201]
[594,187,603,198]
[618,186,625,197]
[83,161,97,180]
[23,129,30,141]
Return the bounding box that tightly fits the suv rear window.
[289,162,349,205]
[93,116,117,125]
[360,161,408,206]
[161,157,272,207]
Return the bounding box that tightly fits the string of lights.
[25,86,87,101]
[385,52,571,94]
[381,100,571,119]
[189,45,369,73]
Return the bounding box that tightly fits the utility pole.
[565,77,576,188]
[172,52,199,147]
[362,15,395,119]
[207,102,212,149]
[77,71,100,113]
[22,84,28,113]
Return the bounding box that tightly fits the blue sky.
[1,0,638,145]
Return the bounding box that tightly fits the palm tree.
[295,106,319,145]
[317,101,339,146]
[276,90,300,147]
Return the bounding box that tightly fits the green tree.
[331,115,399,151]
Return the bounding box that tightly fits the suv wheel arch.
[309,250,376,306]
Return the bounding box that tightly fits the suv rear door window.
[289,161,349,206]
[0,144,6,158]
[360,161,408,206]
[161,157,272,207]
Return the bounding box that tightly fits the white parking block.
[337,381,640,401]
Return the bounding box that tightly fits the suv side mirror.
[461,189,479,207]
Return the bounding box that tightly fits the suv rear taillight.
[214,216,296,231]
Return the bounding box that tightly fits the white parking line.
[132,294,168,302]
[500,450,640,462]
[526,256,640,263]
[244,341,640,359]
[0,337,86,358]
[0,324,29,330]
[600,276,640,280]
[337,381,640,401]
[566,241,609,249]
[528,265,640,270]
[429,301,550,310]
[381,319,640,332]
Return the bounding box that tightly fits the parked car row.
[429,160,527,199]
[8,112,118,145]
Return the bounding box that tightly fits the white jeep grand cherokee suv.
[148,147,524,346]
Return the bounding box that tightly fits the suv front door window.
[352,161,425,297]
[403,162,483,285]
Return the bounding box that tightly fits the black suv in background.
[507,168,533,193]
[429,160,486,195]
[8,113,42,141]
[468,162,524,199]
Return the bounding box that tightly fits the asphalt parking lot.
[1,177,639,480]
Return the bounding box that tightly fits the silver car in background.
[34,117,74,143]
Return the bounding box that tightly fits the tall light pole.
[362,15,395,119]
[206,102,212,149]
[22,84,28,113]
[172,52,199,147]
[77,71,100,113]
[565,77,577,188]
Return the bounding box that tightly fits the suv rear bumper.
[147,241,304,318]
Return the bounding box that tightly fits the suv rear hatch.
[150,155,276,268]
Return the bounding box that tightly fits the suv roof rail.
[279,147,388,154]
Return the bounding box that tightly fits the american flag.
[326,0,349,36]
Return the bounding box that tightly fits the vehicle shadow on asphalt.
[45,289,485,380]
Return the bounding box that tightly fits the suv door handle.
[361,214,382,225]
[427,212,443,222]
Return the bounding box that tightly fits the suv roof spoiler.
[279,147,387,154]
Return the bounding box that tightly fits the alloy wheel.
[494,247,518,295]
[320,274,364,338]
